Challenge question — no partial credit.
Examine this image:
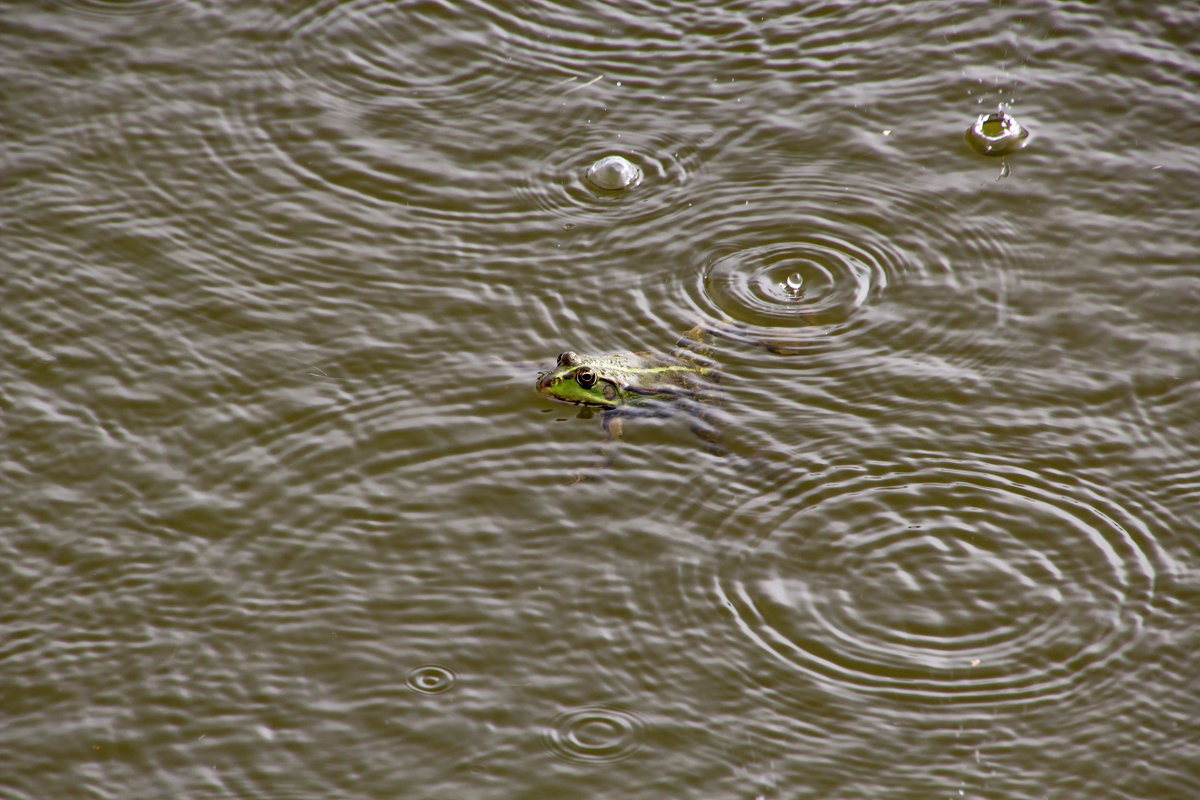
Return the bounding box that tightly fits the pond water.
[4,1,1198,798]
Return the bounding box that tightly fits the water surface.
[3,1,1198,798]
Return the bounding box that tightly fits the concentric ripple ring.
[710,459,1162,708]
[405,664,457,695]
[703,235,884,332]
[542,706,643,763]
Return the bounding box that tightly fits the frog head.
[536,351,625,409]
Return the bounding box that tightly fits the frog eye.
[557,351,579,367]
[574,367,597,389]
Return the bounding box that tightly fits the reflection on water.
[4,0,1199,798]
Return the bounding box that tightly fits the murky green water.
[4,1,1197,798]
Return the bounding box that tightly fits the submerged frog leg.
[672,321,719,366]
[567,411,624,484]
[678,321,706,344]
[601,412,624,440]
[688,403,728,457]
[670,325,727,456]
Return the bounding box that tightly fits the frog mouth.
[535,373,580,401]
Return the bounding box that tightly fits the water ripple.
[260,0,548,112]
[251,0,765,228]
[405,664,457,694]
[677,168,932,354]
[636,160,1037,379]
[700,233,883,335]
[518,127,711,226]
[542,705,643,764]
[706,457,1166,710]
[46,0,192,17]
[260,0,773,108]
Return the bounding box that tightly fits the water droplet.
[965,111,1030,156]
[784,272,805,296]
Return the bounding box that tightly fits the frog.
[535,323,723,479]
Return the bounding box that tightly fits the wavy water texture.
[45,0,192,17]
[710,458,1168,709]
[4,0,1200,799]
[579,455,1193,798]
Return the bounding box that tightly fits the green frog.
[535,324,723,478]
